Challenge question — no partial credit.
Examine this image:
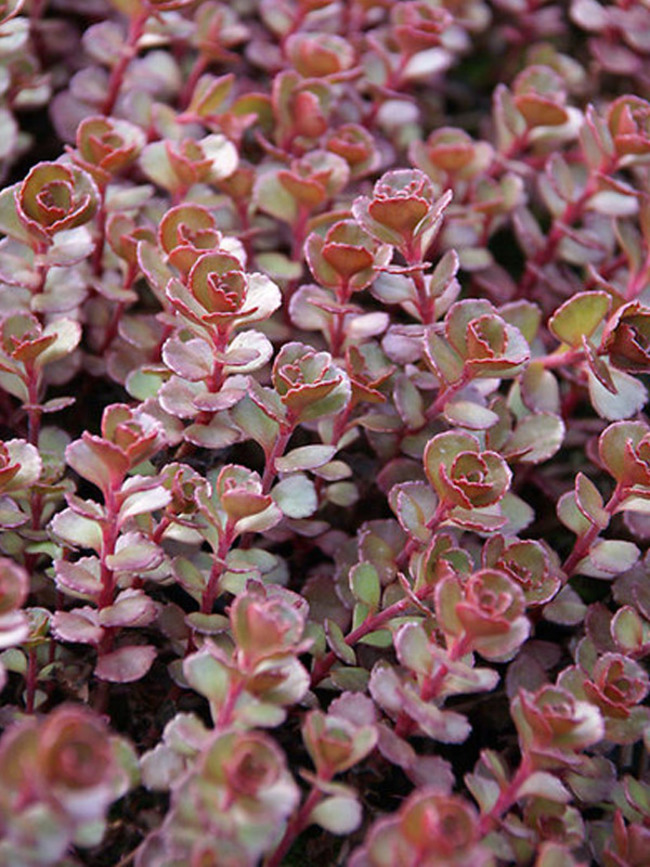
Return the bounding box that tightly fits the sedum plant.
[0,0,650,865]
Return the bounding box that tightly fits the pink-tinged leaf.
[447,505,508,532]
[37,318,82,366]
[4,439,42,490]
[45,226,95,266]
[517,771,571,803]
[395,622,432,675]
[390,482,438,543]
[184,416,241,449]
[588,364,648,420]
[575,473,609,529]
[548,291,611,348]
[66,433,128,496]
[272,474,318,518]
[50,508,103,552]
[443,400,500,430]
[117,482,171,523]
[95,644,157,682]
[575,540,640,579]
[275,445,337,472]
[52,608,103,645]
[99,589,159,628]
[0,610,29,649]
[403,688,472,742]
[105,533,164,572]
[54,558,102,599]
[223,330,273,373]
[193,386,247,413]
[310,796,362,835]
[162,336,213,381]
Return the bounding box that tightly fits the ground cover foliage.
[1,0,650,864]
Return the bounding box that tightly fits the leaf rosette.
[272,342,350,423]
[353,168,451,258]
[158,203,245,278]
[73,116,146,186]
[166,250,281,337]
[349,789,493,867]
[426,299,530,386]
[512,685,604,763]
[306,219,392,293]
[0,161,98,248]
[424,431,511,510]
[435,569,530,662]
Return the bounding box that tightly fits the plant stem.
[311,592,425,688]
[562,484,625,577]
[477,753,534,835]
[102,12,148,116]
[264,782,326,867]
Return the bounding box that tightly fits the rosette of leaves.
[511,684,604,768]
[546,291,649,421]
[137,729,299,867]
[558,652,650,744]
[181,581,311,727]
[353,168,451,261]
[0,161,98,258]
[139,133,239,199]
[71,116,147,188]
[423,430,514,532]
[0,705,135,865]
[157,248,281,446]
[435,568,530,663]
[253,150,350,235]
[425,299,530,410]
[349,789,495,867]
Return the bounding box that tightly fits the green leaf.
[118,482,171,523]
[253,168,298,224]
[557,490,592,536]
[575,473,609,529]
[272,474,318,518]
[611,606,650,653]
[275,445,337,472]
[588,364,648,421]
[50,508,103,552]
[576,539,640,578]
[325,618,356,665]
[425,327,464,384]
[390,481,437,542]
[349,562,380,609]
[310,796,362,834]
[543,585,587,625]
[548,291,611,348]
[517,771,571,803]
[183,649,231,705]
[504,413,565,464]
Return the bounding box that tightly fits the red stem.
[264,781,327,867]
[102,12,148,116]
[562,484,625,577]
[477,753,534,836]
[310,593,422,689]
